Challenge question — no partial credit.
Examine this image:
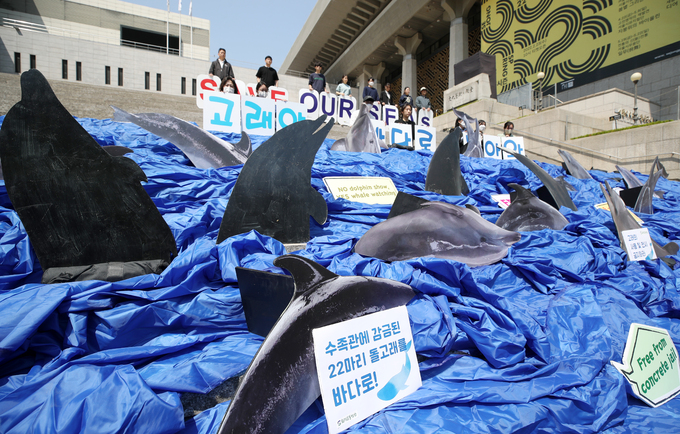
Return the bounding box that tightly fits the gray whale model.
[558,149,592,179]
[111,106,251,168]
[216,254,415,434]
[355,201,520,266]
[330,103,386,153]
[496,183,568,232]
[600,181,678,265]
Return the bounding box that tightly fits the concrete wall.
[556,88,656,128]
[554,55,680,122]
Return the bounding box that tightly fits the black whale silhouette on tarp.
[0,69,177,283]
[217,254,416,434]
[217,116,332,244]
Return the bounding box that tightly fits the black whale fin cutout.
[103,145,134,156]
[425,128,469,196]
[217,254,415,434]
[217,117,333,244]
[500,146,577,211]
[112,106,252,169]
[387,191,429,219]
[235,267,295,337]
[0,69,177,283]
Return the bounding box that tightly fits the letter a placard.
[611,323,680,407]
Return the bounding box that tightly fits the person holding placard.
[363,77,379,101]
[209,48,235,81]
[336,75,351,96]
[219,77,238,95]
[394,104,416,150]
[504,121,514,137]
[255,56,279,88]
[415,87,431,110]
[399,87,413,109]
[308,62,329,93]
[381,83,392,106]
[256,82,268,98]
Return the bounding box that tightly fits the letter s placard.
[196,74,220,109]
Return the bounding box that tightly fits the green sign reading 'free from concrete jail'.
[611,324,680,407]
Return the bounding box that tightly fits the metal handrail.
[513,126,680,163]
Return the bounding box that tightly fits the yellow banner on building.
[481,0,680,94]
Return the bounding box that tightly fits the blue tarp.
[1,115,680,433]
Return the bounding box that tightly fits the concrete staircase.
[0,72,203,123]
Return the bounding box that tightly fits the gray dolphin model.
[425,128,470,196]
[496,183,568,232]
[355,201,520,266]
[111,106,251,168]
[616,161,664,201]
[330,103,386,153]
[634,168,664,214]
[217,116,331,244]
[499,147,577,211]
[453,108,482,158]
[600,181,678,264]
[558,149,592,179]
[216,254,415,434]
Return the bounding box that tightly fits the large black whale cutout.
[425,128,470,196]
[0,69,177,283]
[217,255,416,434]
[217,116,332,244]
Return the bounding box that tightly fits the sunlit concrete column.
[442,0,470,88]
[363,62,386,95]
[395,33,422,97]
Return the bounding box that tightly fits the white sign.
[299,89,320,120]
[234,79,247,97]
[368,102,381,121]
[500,137,526,160]
[275,101,306,131]
[337,96,357,126]
[196,74,220,109]
[622,228,657,261]
[414,126,436,152]
[491,194,512,209]
[323,176,398,204]
[203,92,241,134]
[417,109,432,127]
[320,93,338,123]
[390,124,414,149]
[371,120,388,146]
[483,136,503,159]
[245,82,257,97]
[611,323,680,407]
[383,105,399,126]
[313,306,421,434]
[241,97,275,136]
[269,86,288,101]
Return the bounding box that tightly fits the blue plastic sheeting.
[1,115,680,433]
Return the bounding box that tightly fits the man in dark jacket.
[363,77,379,101]
[209,48,235,81]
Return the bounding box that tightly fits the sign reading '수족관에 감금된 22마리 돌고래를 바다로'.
[312,306,421,434]
[611,323,680,407]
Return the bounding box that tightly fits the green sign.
[611,323,680,407]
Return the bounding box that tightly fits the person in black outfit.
[209,48,235,81]
[363,77,379,101]
[308,62,328,93]
[256,55,279,88]
[380,83,393,106]
[393,103,415,150]
[398,87,413,108]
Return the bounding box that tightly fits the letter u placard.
[320,93,338,123]
[241,97,276,136]
[203,92,241,134]
[299,89,320,120]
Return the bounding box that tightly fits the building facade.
[1,0,211,96]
